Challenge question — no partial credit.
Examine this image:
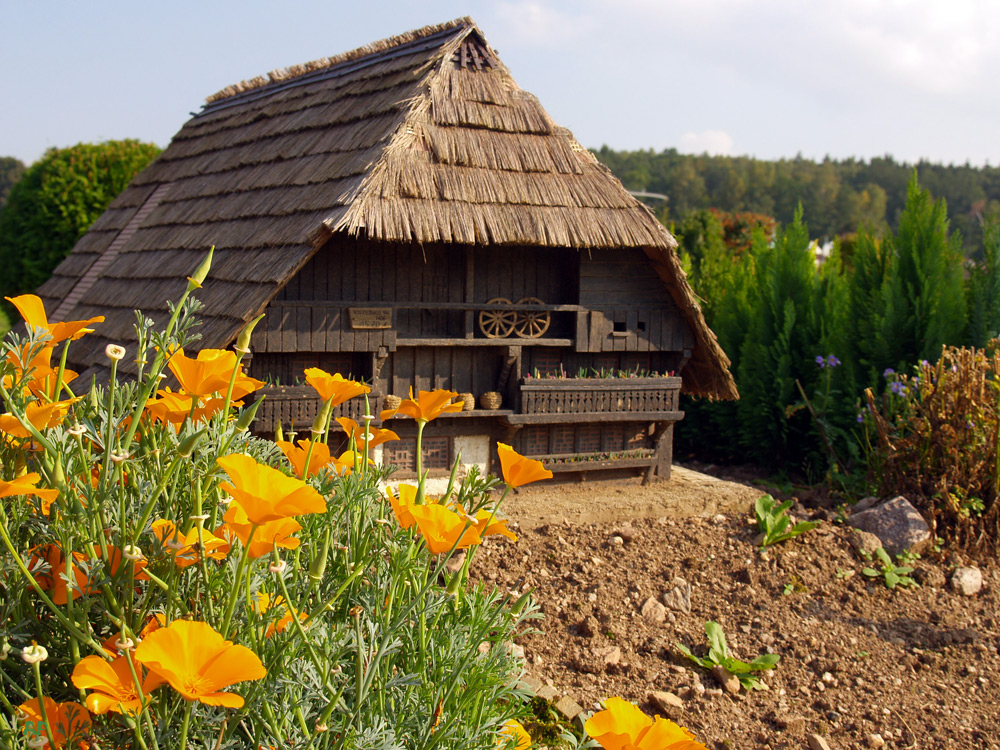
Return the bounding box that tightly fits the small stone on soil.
[950,566,983,596]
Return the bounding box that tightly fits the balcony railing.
[251,386,366,433]
[511,376,683,424]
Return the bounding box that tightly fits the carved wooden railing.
[251,386,366,433]
[511,376,683,424]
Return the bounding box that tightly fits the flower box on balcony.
[515,376,683,423]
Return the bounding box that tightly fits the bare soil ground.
[471,466,1000,749]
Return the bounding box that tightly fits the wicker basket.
[456,392,475,411]
[479,391,502,410]
[382,394,402,412]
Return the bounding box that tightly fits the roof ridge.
[204,17,476,106]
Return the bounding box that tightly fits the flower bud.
[234,399,263,432]
[186,246,214,291]
[177,428,207,458]
[105,344,126,361]
[235,313,265,355]
[309,529,331,587]
[0,640,11,661]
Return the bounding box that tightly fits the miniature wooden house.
[38,18,737,480]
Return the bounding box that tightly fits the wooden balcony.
[509,376,683,424]
[251,386,367,433]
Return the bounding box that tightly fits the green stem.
[178,700,193,750]
[31,662,54,748]
[220,526,256,636]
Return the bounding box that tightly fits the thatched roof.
[38,17,736,400]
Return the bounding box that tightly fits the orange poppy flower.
[408,502,483,554]
[253,592,304,637]
[386,484,419,529]
[3,342,78,398]
[134,619,266,708]
[335,417,399,450]
[379,388,463,423]
[458,505,518,542]
[17,696,92,749]
[217,453,327,525]
[30,544,147,604]
[71,653,166,715]
[0,397,80,438]
[584,697,707,750]
[151,519,230,568]
[144,388,226,428]
[219,503,302,559]
[330,450,372,476]
[276,438,333,479]
[497,443,552,488]
[497,719,532,750]
[304,368,370,407]
[1,472,59,515]
[6,293,104,343]
[167,347,264,399]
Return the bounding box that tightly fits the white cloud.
[677,130,735,156]
[492,1,598,45]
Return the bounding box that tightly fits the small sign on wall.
[349,307,392,329]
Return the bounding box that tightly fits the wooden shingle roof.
[38,17,737,400]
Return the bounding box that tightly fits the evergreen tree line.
[673,176,1000,483]
[595,146,1000,255]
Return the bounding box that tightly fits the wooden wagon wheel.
[478,297,517,338]
[513,297,551,338]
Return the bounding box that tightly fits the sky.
[3,0,999,168]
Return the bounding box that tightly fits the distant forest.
[592,147,1000,255]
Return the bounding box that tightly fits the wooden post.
[644,420,674,484]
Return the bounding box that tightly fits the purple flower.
[890,381,907,396]
[856,413,865,423]
[883,368,895,379]
[816,355,826,368]
[826,355,841,368]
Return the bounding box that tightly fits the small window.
[637,320,647,332]
[612,320,627,333]
[383,437,452,473]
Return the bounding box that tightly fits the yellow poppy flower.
[498,719,532,749]
[144,388,227,428]
[584,697,707,750]
[304,368,370,406]
[6,293,104,343]
[151,519,231,568]
[0,472,59,515]
[276,438,333,479]
[217,453,327,525]
[379,388,463,423]
[497,443,553,488]
[167,347,263,398]
[30,543,147,605]
[386,483,419,529]
[253,592,304,638]
[335,416,399,449]
[458,505,518,542]
[0,397,81,438]
[71,653,166,715]
[134,619,266,707]
[17,696,92,749]
[219,503,302,559]
[408,502,483,554]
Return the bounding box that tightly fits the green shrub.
[862,344,1000,553]
[0,140,160,298]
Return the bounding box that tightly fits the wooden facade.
[246,237,696,480]
[38,18,737,482]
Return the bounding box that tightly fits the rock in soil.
[951,566,983,596]
[712,664,741,695]
[848,495,931,555]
